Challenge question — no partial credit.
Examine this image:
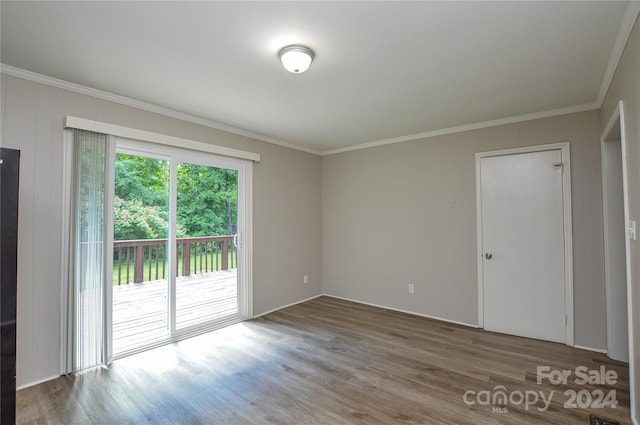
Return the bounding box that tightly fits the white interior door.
[480,149,567,343]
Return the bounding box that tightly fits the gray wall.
[601,13,640,423]
[323,110,607,349]
[0,74,324,388]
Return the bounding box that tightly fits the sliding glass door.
[111,152,170,354]
[175,161,239,329]
[109,139,250,359]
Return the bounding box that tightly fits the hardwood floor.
[17,296,630,424]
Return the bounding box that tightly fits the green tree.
[113,154,237,241]
[113,196,169,240]
[114,154,169,241]
[176,163,237,237]
[115,154,169,208]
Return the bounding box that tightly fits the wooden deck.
[112,269,237,353]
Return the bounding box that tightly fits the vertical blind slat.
[73,129,107,372]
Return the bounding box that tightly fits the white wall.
[323,110,607,349]
[0,74,324,388]
[600,13,640,424]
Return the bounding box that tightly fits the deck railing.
[113,235,236,285]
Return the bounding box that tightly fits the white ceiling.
[0,1,633,154]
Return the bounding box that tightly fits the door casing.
[600,101,634,416]
[475,142,574,346]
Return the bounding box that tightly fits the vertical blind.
[72,129,107,371]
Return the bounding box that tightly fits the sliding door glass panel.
[175,162,239,329]
[112,153,170,354]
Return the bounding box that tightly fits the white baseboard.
[322,293,479,328]
[252,294,323,319]
[573,344,607,354]
[17,374,60,391]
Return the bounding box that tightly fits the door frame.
[106,137,254,361]
[600,100,634,415]
[475,142,574,346]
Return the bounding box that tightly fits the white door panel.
[481,149,566,343]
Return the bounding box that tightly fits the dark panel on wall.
[1,148,20,425]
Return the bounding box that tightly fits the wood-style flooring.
[16,296,630,424]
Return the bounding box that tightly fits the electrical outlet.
[408,284,415,294]
[303,275,309,284]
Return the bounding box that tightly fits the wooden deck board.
[112,269,237,353]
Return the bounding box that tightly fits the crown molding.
[597,1,640,107]
[322,2,640,156]
[0,64,605,158]
[5,3,633,163]
[321,102,599,156]
[0,64,322,156]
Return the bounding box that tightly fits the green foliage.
[177,163,237,237]
[113,196,169,240]
[113,153,237,241]
[115,154,169,207]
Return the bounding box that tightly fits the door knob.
[485,253,493,260]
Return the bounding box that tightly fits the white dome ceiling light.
[279,45,314,74]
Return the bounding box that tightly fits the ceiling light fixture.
[279,45,314,74]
